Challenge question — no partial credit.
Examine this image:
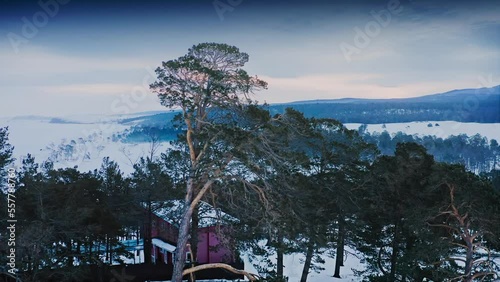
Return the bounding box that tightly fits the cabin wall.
[152,245,173,264]
[150,214,178,244]
[148,212,236,265]
[196,226,233,264]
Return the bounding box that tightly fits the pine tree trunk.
[277,249,284,279]
[109,237,113,264]
[277,231,284,279]
[172,205,194,282]
[136,227,140,245]
[76,240,81,264]
[172,178,196,282]
[105,234,109,263]
[67,240,74,267]
[300,240,315,282]
[190,204,199,282]
[172,164,215,282]
[77,240,81,255]
[334,215,345,278]
[464,236,474,282]
[389,221,400,282]
[144,202,152,264]
[89,239,93,262]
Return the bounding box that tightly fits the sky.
[0,0,499,117]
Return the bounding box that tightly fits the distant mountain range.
[287,86,500,105]
[12,85,498,126]
[273,85,500,123]
[2,85,499,173]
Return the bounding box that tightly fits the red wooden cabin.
[148,200,238,265]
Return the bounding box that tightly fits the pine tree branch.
[181,263,261,281]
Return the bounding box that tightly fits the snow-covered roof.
[152,238,176,252]
[149,200,238,228]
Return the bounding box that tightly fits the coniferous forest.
[1,43,500,282]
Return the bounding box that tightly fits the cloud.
[0,46,154,76]
[257,73,490,103]
[42,83,140,96]
[0,1,498,117]
[447,45,500,62]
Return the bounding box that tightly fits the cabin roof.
[148,200,238,228]
[152,238,176,252]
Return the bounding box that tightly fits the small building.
[147,200,239,265]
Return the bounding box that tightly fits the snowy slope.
[2,114,500,176]
[345,121,500,141]
[0,116,171,175]
[242,247,363,282]
[2,114,499,281]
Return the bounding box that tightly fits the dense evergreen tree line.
[268,93,500,123]
[120,122,500,175]
[108,89,500,128]
[1,108,500,282]
[358,128,500,174]
[118,121,500,177]
[214,111,500,282]
[1,156,152,281]
[0,130,182,281]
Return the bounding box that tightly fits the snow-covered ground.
[2,115,499,281]
[2,115,499,176]
[242,248,363,282]
[119,242,363,281]
[0,116,170,175]
[345,121,500,141]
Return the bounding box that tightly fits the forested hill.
[269,85,500,123]
[115,85,500,127]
